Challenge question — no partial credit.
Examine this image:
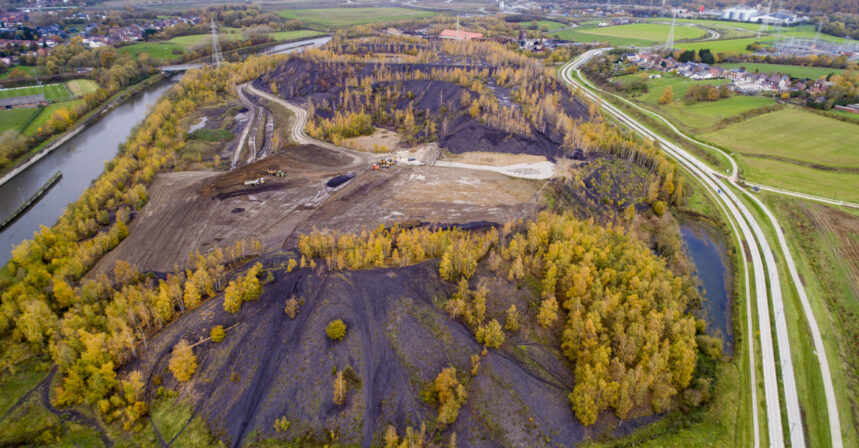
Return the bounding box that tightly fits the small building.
[834,104,859,114]
[439,29,484,41]
[721,5,760,22]
[0,93,47,109]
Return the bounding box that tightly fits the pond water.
[681,222,733,355]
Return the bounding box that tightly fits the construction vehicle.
[372,165,380,171]
[266,169,286,177]
[244,177,265,186]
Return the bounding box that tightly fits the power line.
[211,19,224,68]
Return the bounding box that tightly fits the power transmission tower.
[211,19,225,68]
[664,9,675,51]
[757,0,772,39]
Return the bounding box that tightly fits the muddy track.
[39,367,114,448]
[0,368,51,423]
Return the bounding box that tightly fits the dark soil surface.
[256,58,589,160]
[123,261,658,447]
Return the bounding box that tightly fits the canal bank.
[0,73,169,188]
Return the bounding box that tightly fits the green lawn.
[0,108,40,133]
[66,79,99,96]
[551,29,654,47]
[718,63,844,80]
[533,20,567,31]
[703,108,859,200]
[0,83,71,100]
[277,7,438,28]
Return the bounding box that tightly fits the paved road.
[563,50,844,448]
[561,50,844,448]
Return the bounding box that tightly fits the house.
[439,29,483,41]
[834,104,859,114]
[0,93,47,109]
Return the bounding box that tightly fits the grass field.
[0,108,40,133]
[119,28,243,61]
[534,20,567,31]
[703,108,859,200]
[676,37,774,54]
[718,63,845,79]
[553,22,706,46]
[277,7,438,28]
[0,65,45,80]
[65,79,99,96]
[0,83,71,100]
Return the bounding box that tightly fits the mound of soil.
[124,262,658,447]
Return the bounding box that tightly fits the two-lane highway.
[561,50,842,448]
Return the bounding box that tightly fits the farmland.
[717,63,845,79]
[676,37,774,54]
[277,7,438,28]
[119,28,242,61]
[702,108,859,200]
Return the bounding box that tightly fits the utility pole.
[665,8,675,51]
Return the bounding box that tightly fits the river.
[0,79,177,266]
[681,222,734,355]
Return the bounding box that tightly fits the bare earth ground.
[343,127,403,152]
[94,145,543,274]
[438,151,549,167]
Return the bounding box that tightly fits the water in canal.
[0,79,177,266]
[682,222,733,355]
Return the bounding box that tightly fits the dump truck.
[244,177,265,186]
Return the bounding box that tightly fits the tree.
[659,86,673,105]
[434,367,467,425]
[211,325,225,343]
[168,339,197,382]
[333,369,347,406]
[476,319,505,348]
[537,296,558,328]
[504,305,520,332]
[284,296,300,318]
[183,280,201,310]
[326,319,347,341]
[223,280,242,313]
[652,200,666,216]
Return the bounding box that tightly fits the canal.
[0,79,178,266]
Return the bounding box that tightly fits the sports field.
[718,63,844,79]
[277,7,438,28]
[66,79,99,96]
[0,83,71,100]
[702,108,859,200]
[0,65,44,80]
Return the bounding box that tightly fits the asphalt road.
[561,50,844,448]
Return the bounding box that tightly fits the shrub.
[284,296,301,318]
[168,340,196,382]
[652,200,666,216]
[326,319,347,341]
[210,325,225,343]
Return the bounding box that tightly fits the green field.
[553,22,706,46]
[277,7,438,28]
[119,28,243,61]
[718,63,844,79]
[0,107,39,133]
[0,65,45,80]
[703,108,859,200]
[23,100,84,136]
[534,20,567,31]
[0,83,71,100]
[676,37,774,54]
[66,79,99,96]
